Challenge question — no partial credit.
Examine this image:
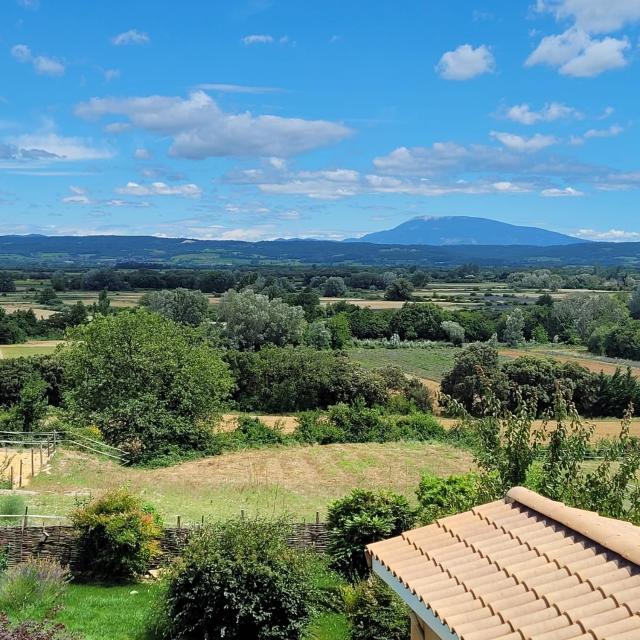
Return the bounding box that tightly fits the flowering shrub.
[71,489,163,580]
[0,615,77,640]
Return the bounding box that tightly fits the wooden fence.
[0,521,330,572]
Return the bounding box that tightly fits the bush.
[160,518,313,640]
[343,577,409,640]
[70,489,163,580]
[327,489,415,579]
[233,415,285,446]
[0,616,77,640]
[416,473,480,523]
[393,413,446,441]
[294,412,346,445]
[0,558,69,617]
[0,495,26,527]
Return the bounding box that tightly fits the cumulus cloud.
[62,186,92,204]
[104,69,120,82]
[111,29,150,46]
[541,186,584,196]
[490,131,558,152]
[504,102,582,124]
[574,228,640,241]
[75,91,352,158]
[535,0,640,33]
[115,181,202,198]
[436,44,495,80]
[242,34,274,45]
[11,44,65,76]
[134,148,152,160]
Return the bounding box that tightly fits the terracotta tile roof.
[366,487,640,640]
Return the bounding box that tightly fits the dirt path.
[499,348,640,377]
[0,446,53,488]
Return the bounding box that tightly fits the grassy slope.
[349,345,462,382]
[0,340,62,358]
[27,443,473,523]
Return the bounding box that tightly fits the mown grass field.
[0,339,63,359]
[349,345,462,382]
[26,443,474,523]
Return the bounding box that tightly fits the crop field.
[26,443,474,523]
[0,339,63,358]
[349,344,463,382]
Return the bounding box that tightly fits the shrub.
[327,489,415,579]
[0,495,26,527]
[0,558,70,616]
[70,489,163,580]
[416,473,480,523]
[0,616,77,640]
[234,415,285,446]
[393,413,446,441]
[160,518,313,640]
[294,412,346,445]
[326,403,389,444]
[343,577,409,640]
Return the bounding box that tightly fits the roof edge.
[507,486,640,567]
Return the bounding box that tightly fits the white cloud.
[490,131,558,152]
[536,0,640,33]
[75,91,352,158]
[62,186,92,204]
[560,35,629,76]
[259,169,361,199]
[103,122,131,134]
[134,148,152,160]
[584,124,624,138]
[504,102,582,124]
[104,69,120,82]
[242,34,274,45]
[574,228,640,241]
[111,29,150,46]
[17,0,40,9]
[541,186,584,196]
[6,132,111,161]
[11,44,65,76]
[195,83,282,94]
[115,181,202,198]
[436,44,495,80]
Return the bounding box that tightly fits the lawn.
[26,443,473,523]
[349,345,462,382]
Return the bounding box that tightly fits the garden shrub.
[327,489,416,579]
[416,473,480,523]
[343,576,409,640]
[0,558,70,617]
[160,517,313,640]
[0,615,77,640]
[70,489,163,580]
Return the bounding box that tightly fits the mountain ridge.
[346,215,585,246]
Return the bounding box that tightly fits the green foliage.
[225,347,388,413]
[160,518,313,640]
[384,278,414,302]
[294,412,347,445]
[601,319,640,360]
[140,288,210,326]
[60,309,232,462]
[11,377,48,432]
[327,489,415,579]
[0,274,16,293]
[323,277,347,298]
[70,489,163,580]
[389,303,445,341]
[218,289,307,351]
[501,308,525,346]
[233,415,285,446]
[0,495,26,527]
[441,320,465,346]
[0,616,78,639]
[0,558,70,618]
[326,314,351,349]
[306,321,332,350]
[416,473,480,523]
[343,577,409,640]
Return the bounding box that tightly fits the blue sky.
[1,0,639,242]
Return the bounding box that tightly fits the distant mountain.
[346,216,585,246]
[1,233,639,268]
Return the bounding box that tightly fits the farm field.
[26,443,474,523]
[349,344,463,382]
[0,339,62,359]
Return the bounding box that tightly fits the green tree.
[0,273,16,293]
[94,288,112,316]
[60,309,232,462]
[384,278,414,301]
[12,376,48,432]
[441,320,465,345]
[389,303,446,341]
[323,276,348,297]
[140,288,209,326]
[35,286,58,305]
[502,308,525,346]
[326,312,351,348]
[218,289,306,350]
[51,271,67,292]
[306,320,332,349]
